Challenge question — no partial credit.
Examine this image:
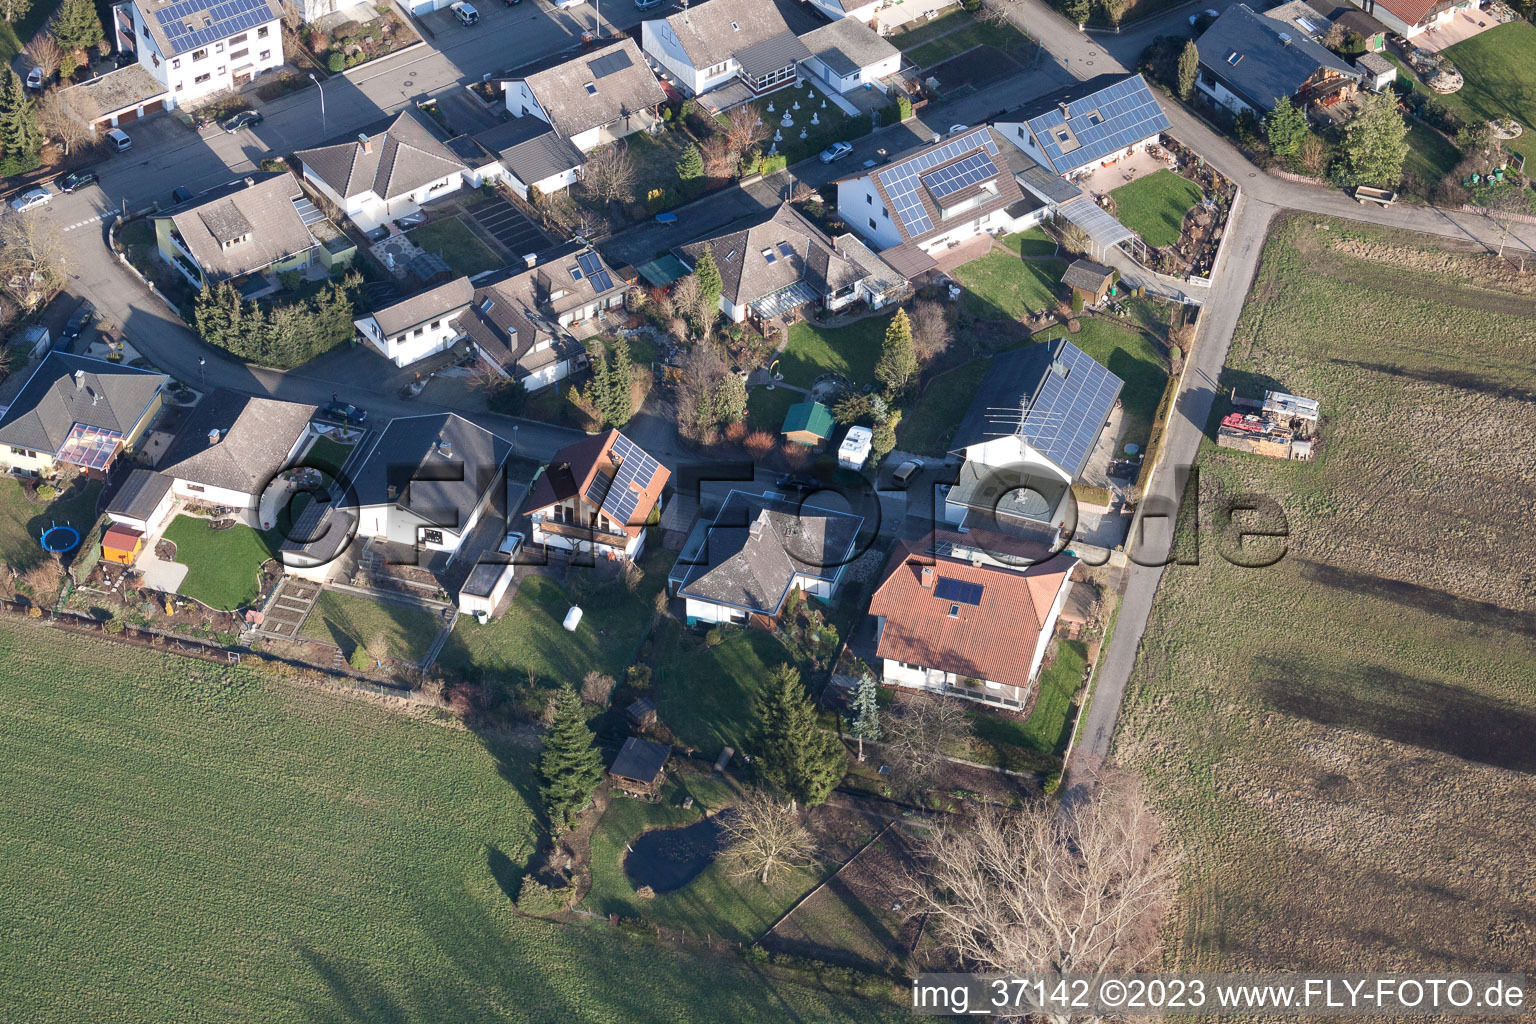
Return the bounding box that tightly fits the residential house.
[158,391,317,510]
[295,108,469,232]
[673,202,903,325]
[1343,0,1474,39]
[994,74,1171,181]
[502,39,668,153]
[111,0,284,108]
[868,536,1077,709]
[805,0,958,32]
[354,276,476,368]
[641,0,808,98]
[1195,5,1361,116]
[348,413,512,563]
[1267,0,1389,50]
[781,401,833,447]
[105,467,175,532]
[943,339,1123,542]
[835,127,1051,277]
[458,244,626,389]
[0,353,166,478]
[465,112,587,201]
[799,19,901,95]
[522,429,669,562]
[668,489,863,626]
[154,172,354,294]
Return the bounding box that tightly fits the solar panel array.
[154,0,273,55]
[576,250,614,293]
[587,49,633,79]
[1018,342,1123,479]
[922,151,999,201]
[291,195,325,227]
[876,128,998,238]
[57,424,125,471]
[597,433,661,527]
[1025,76,1171,174]
[933,577,984,605]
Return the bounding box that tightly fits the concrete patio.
[1075,146,1176,199]
[1415,7,1502,51]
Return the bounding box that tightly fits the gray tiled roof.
[296,108,467,203]
[105,467,173,522]
[674,203,877,309]
[369,276,475,338]
[515,39,666,140]
[1061,259,1114,291]
[472,117,585,186]
[159,390,316,495]
[159,172,315,283]
[799,18,898,78]
[674,490,862,615]
[351,414,511,530]
[1196,4,1360,111]
[0,352,166,455]
[736,31,811,78]
[460,242,620,376]
[652,0,794,69]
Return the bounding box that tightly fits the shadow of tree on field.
[1297,560,1536,639]
[1328,358,1536,405]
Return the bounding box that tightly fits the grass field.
[1402,121,1461,189]
[1440,21,1536,162]
[1110,170,1204,249]
[436,550,669,687]
[0,621,906,1022]
[774,313,893,389]
[302,435,355,478]
[953,240,1068,321]
[162,514,281,609]
[0,477,100,573]
[746,383,801,435]
[408,217,501,278]
[959,639,1087,773]
[653,629,795,755]
[298,589,443,663]
[1118,216,1536,976]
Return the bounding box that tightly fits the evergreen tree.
[851,673,881,762]
[1059,0,1089,23]
[676,142,703,182]
[1343,92,1408,187]
[603,338,634,427]
[752,663,844,808]
[2,0,35,26]
[694,244,722,317]
[1264,96,1307,159]
[538,685,604,829]
[874,308,918,397]
[1176,40,1199,101]
[0,69,43,173]
[50,0,103,55]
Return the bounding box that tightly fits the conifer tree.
[0,69,43,173]
[874,308,918,396]
[752,663,844,808]
[50,0,103,55]
[851,673,882,762]
[676,142,703,182]
[694,244,722,319]
[538,685,604,829]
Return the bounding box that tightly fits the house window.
[258,49,270,60]
[230,32,247,44]
[170,58,179,69]
[422,529,444,545]
[868,217,877,230]
[865,194,872,205]
[230,48,248,60]
[413,326,424,337]
[186,483,205,492]
[215,42,224,52]
[175,83,183,91]
[257,25,269,37]
[192,48,207,61]
[947,604,960,618]
[762,248,776,264]
[194,73,211,84]
[429,320,441,330]
[882,208,889,219]
[9,446,35,458]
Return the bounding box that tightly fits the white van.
[451,2,478,24]
[105,128,132,153]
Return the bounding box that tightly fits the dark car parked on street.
[58,171,98,193]
[775,473,821,495]
[63,301,96,343]
[319,401,369,427]
[221,110,263,133]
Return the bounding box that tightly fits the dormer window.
[1086,110,1103,125]
[1227,50,1243,65]
[479,297,494,313]
[221,232,251,249]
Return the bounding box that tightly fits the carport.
[1056,196,1143,263]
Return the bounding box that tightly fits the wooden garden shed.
[609,737,670,798]
[102,524,145,565]
[781,401,834,447]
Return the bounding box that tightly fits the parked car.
[319,401,369,427]
[948,124,970,136]
[170,186,194,204]
[63,301,96,342]
[501,531,525,559]
[58,171,98,193]
[1189,7,1219,25]
[503,0,521,5]
[105,128,132,152]
[221,110,263,133]
[818,140,854,164]
[891,459,921,489]
[395,210,427,228]
[634,0,663,7]
[9,187,51,213]
[775,473,821,495]
[451,1,478,24]
[25,66,43,90]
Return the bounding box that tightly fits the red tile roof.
[523,429,669,539]
[1369,0,1447,27]
[868,541,1074,689]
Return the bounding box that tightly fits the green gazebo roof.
[782,400,833,439]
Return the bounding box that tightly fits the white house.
[868,536,1077,710]
[805,0,958,32]
[465,117,586,200]
[943,340,1122,543]
[1345,0,1473,39]
[522,430,669,563]
[1193,6,1362,116]
[354,276,475,368]
[994,74,1171,181]
[667,490,863,626]
[0,353,166,479]
[112,0,284,109]
[799,19,901,95]
[157,391,317,511]
[295,108,469,232]
[672,202,903,325]
[641,0,808,98]
[502,39,667,153]
[458,244,625,389]
[105,468,176,533]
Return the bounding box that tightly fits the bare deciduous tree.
[885,695,969,794]
[0,214,68,295]
[674,342,729,442]
[620,559,644,594]
[37,87,91,156]
[699,135,734,180]
[22,556,64,606]
[908,299,954,364]
[24,34,62,80]
[722,103,768,159]
[669,274,704,336]
[720,789,818,884]
[580,670,616,706]
[582,142,637,205]
[906,770,1178,1013]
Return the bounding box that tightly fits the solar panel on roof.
[933,577,983,605]
[155,0,273,54]
[922,151,999,200]
[587,49,633,79]
[576,250,613,293]
[1025,76,1169,174]
[1017,342,1123,478]
[598,433,660,526]
[876,128,998,238]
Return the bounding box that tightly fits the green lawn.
[1110,170,1204,249]
[0,0,60,63]
[0,477,101,573]
[746,383,801,435]
[408,216,502,277]
[895,357,990,456]
[302,435,354,478]
[738,91,870,166]
[162,514,282,610]
[298,589,443,664]
[774,313,892,389]
[0,620,904,1022]
[653,629,795,755]
[902,17,1034,66]
[946,641,1088,774]
[436,550,669,687]
[1033,319,1169,448]
[1000,226,1061,260]
[1403,122,1461,190]
[954,246,1068,321]
[1441,21,1536,162]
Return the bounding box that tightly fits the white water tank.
[562,605,583,632]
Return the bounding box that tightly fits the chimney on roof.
[358,132,372,154]
[207,428,222,446]
[386,483,397,500]
[438,439,453,458]
[920,566,933,588]
[1059,101,1070,120]
[1279,31,1293,44]
[523,253,538,269]
[749,509,770,540]
[243,176,255,187]
[73,369,85,388]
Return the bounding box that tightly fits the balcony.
[534,517,631,547]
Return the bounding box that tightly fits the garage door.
[142,99,164,115]
[116,107,139,124]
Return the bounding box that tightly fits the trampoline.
[40,523,80,553]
